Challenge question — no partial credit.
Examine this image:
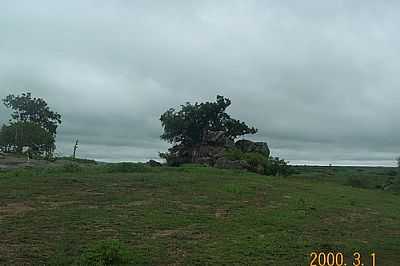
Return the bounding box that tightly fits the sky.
[1,1,399,166]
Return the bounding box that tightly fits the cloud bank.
[1,0,399,165]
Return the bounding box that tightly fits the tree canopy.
[160,95,257,146]
[3,92,62,135]
[1,92,61,156]
[0,122,55,154]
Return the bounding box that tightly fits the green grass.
[291,165,400,190]
[0,164,399,265]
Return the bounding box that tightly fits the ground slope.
[0,165,399,265]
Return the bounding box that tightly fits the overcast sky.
[1,1,399,165]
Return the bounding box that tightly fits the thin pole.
[73,139,79,159]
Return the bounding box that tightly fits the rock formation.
[162,130,270,173]
[214,157,250,170]
[235,139,270,157]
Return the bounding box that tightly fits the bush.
[76,240,134,266]
[224,148,246,161]
[224,149,291,176]
[244,152,267,166]
[264,157,292,176]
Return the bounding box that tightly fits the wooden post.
[73,139,79,160]
[27,147,31,162]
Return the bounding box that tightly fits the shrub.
[264,157,292,176]
[224,149,291,176]
[224,148,246,161]
[225,149,267,173]
[244,152,267,167]
[76,240,134,266]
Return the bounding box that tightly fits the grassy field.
[0,162,399,265]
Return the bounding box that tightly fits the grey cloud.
[1,0,399,165]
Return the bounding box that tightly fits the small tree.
[1,92,61,157]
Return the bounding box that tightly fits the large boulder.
[193,156,213,165]
[162,144,225,166]
[204,130,235,148]
[192,145,225,165]
[162,137,271,171]
[205,130,226,144]
[235,139,270,157]
[214,157,250,170]
[253,142,270,157]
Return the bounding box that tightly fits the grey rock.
[235,139,270,157]
[146,160,162,167]
[235,139,254,152]
[214,157,250,170]
[204,130,233,147]
[224,138,235,148]
[206,130,226,143]
[253,142,270,157]
[193,157,213,165]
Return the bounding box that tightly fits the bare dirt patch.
[77,190,105,196]
[0,202,35,216]
[152,228,209,241]
[41,200,80,209]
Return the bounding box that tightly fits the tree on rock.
[0,92,62,157]
[160,95,257,165]
[160,95,257,145]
